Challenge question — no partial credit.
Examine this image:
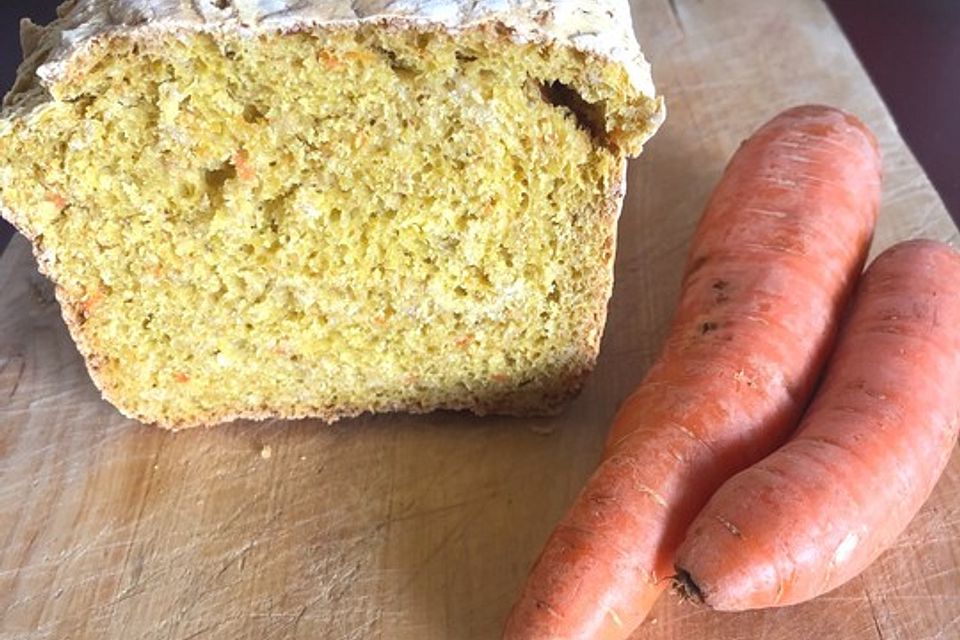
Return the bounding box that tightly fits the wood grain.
[1,1,958,638]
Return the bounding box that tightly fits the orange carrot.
[674,239,960,610]
[80,288,105,317]
[233,149,256,181]
[503,106,881,639]
[45,191,68,211]
[317,50,344,71]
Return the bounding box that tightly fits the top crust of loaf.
[5,0,664,155]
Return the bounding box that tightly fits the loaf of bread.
[0,0,664,429]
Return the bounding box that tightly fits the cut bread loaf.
[0,0,664,429]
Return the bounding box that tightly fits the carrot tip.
[673,569,705,606]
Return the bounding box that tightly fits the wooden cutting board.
[1,1,958,638]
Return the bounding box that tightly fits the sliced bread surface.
[0,0,664,428]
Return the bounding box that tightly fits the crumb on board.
[260,445,272,459]
[529,424,557,436]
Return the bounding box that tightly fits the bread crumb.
[529,424,556,436]
[260,445,272,459]
[0,24,661,428]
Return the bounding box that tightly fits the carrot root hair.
[673,569,705,605]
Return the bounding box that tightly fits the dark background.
[0,1,957,253]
